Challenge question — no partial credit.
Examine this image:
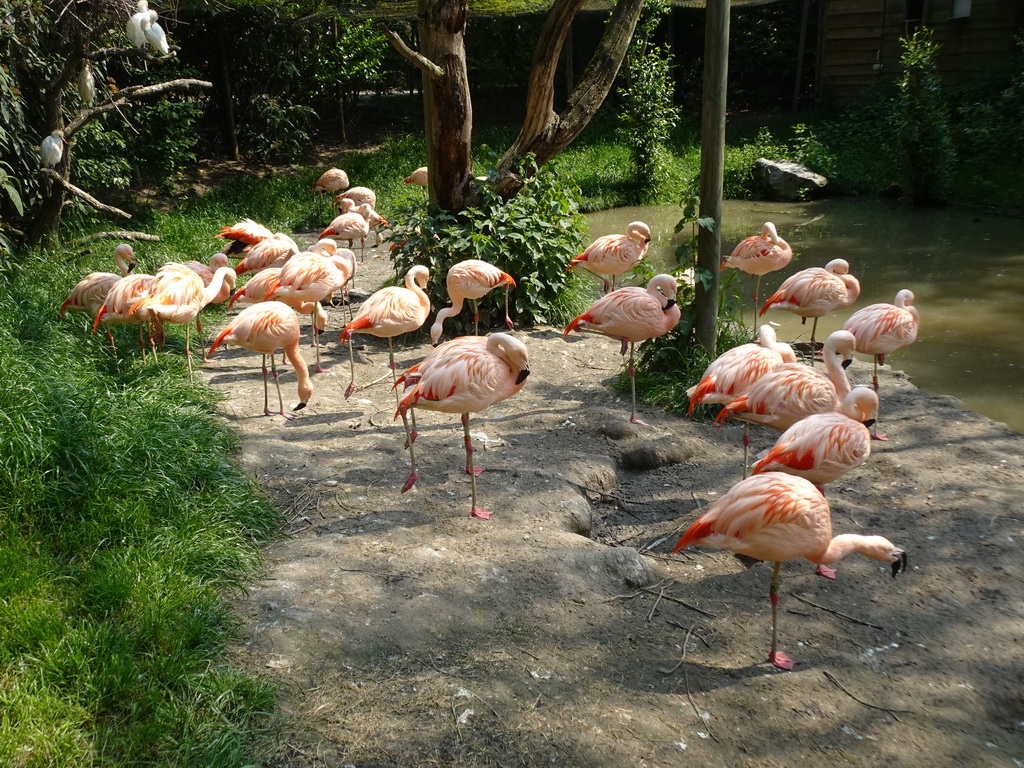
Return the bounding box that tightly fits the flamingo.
[673,471,906,669]
[320,206,371,262]
[760,258,861,355]
[207,301,313,419]
[126,262,237,372]
[563,274,681,425]
[430,260,516,344]
[183,253,235,304]
[403,166,428,200]
[687,324,797,414]
[841,289,921,440]
[265,243,352,372]
[339,265,431,399]
[715,330,857,473]
[216,219,298,257]
[567,221,651,293]
[751,386,877,490]
[59,243,136,320]
[394,332,530,518]
[722,222,793,328]
[233,235,299,276]
[333,186,377,209]
[228,267,328,333]
[92,271,159,360]
[312,168,349,195]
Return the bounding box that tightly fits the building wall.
[818,0,1022,105]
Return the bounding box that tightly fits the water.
[585,199,1024,433]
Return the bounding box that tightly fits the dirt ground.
[202,243,1024,768]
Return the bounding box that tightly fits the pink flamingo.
[760,258,861,354]
[92,271,158,360]
[430,259,516,344]
[233,235,300,276]
[207,301,313,419]
[673,471,906,669]
[265,242,352,373]
[215,218,297,257]
[403,166,428,200]
[321,205,371,262]
[126,262,237,372]
[312,168,349,195]
[59,243,136,320]
[715,330,857,472]
[339,265,431,400]
[722,222,793,328]
[841,289,921,440]
[229,267,328,336]
[567,221,651,293]
[394,332,530,518]
[183,253,235,303]
[687,324,797,414]
[563,274,681,425]
[333,185,377,209]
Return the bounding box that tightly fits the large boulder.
[753,158,828,201]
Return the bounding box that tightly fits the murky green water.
[586,199,1024,433]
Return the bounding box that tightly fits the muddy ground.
[202,244,1024,767]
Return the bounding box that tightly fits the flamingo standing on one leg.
[59,243,136,320]
[563,274,681,425]
[394,332,530,517]
[715,330,857,473]
[722,222,793,330]
[760,258,861,359]
[687,324,797,414]
[430,260,516,344]
[567,221,651,293]
[207,301,313,419]
[673,471,907,669]
[339,265,431,398]
[841,289,921,440]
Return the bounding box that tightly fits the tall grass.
[0,251,279,765]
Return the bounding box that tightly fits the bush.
[389,155,592,333]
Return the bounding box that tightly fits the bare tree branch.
[379,23,444,79]
[41,169,132,219]
[73,231,161,245]
[65,78,213,139]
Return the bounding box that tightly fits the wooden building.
[818,0,1024,104]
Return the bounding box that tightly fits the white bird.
[40,131,63,168]
[127,1,150,48]
[144,16,170,56]
[78,63,96,105]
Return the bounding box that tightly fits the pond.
[585,199,1024,434]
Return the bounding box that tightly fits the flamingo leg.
[627,343,648,426]
[752,274,763,334]
[344,334,356,398]
[870,357,888,441]
[270,354,294,420]
[185,324,193,374]
[742,422,750,478]
[260,354,275,416]
[463,413,489,519]
[808,316,820,367]
[471,298,480,336]
[768,560,794,670]
[313,310,330,373]
[504,285,514,330]
[399,400,419,493]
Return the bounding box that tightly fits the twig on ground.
[666,619,712,647]
[603,579,673,602]
[645,585,665,621]
[660,623,694,675]
[640,585,717,618]
[823,670,914,719]
[791,594,885,630]
[359,369,395,391]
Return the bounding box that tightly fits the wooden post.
[695,0,730,354]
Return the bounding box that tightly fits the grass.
[0,252,279,765]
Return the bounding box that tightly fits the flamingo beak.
[863,418,876,428]
[292,401,307,412]
[841,358,853,369]
[663,298,677,312]
[515,368,530,385]
[891,550,908,577]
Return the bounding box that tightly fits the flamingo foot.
[263,408,279,417]
[505,318,514,330]
[344,380,356,398]
[629,416,649,426]
[465,465,485,477]
[871,433,890,442]
[815,564,838,580]
[470,508,492,520]
[769,651,794,670]
[316,365,332,374]
[401,470,418,493]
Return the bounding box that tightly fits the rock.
[589,546,658,589]
[753,158,828,201]
[618,439,696,470]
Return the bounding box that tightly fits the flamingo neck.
[818,534,895,566]
[114,251,133,276]
[823,342,852,400]
[203,267,236,306]
[282,340,313,404]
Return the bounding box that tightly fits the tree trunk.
[695,0,730,354]
[493,0,644,198]
[420,0,473,212]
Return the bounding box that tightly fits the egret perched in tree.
[40,131,64,168]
